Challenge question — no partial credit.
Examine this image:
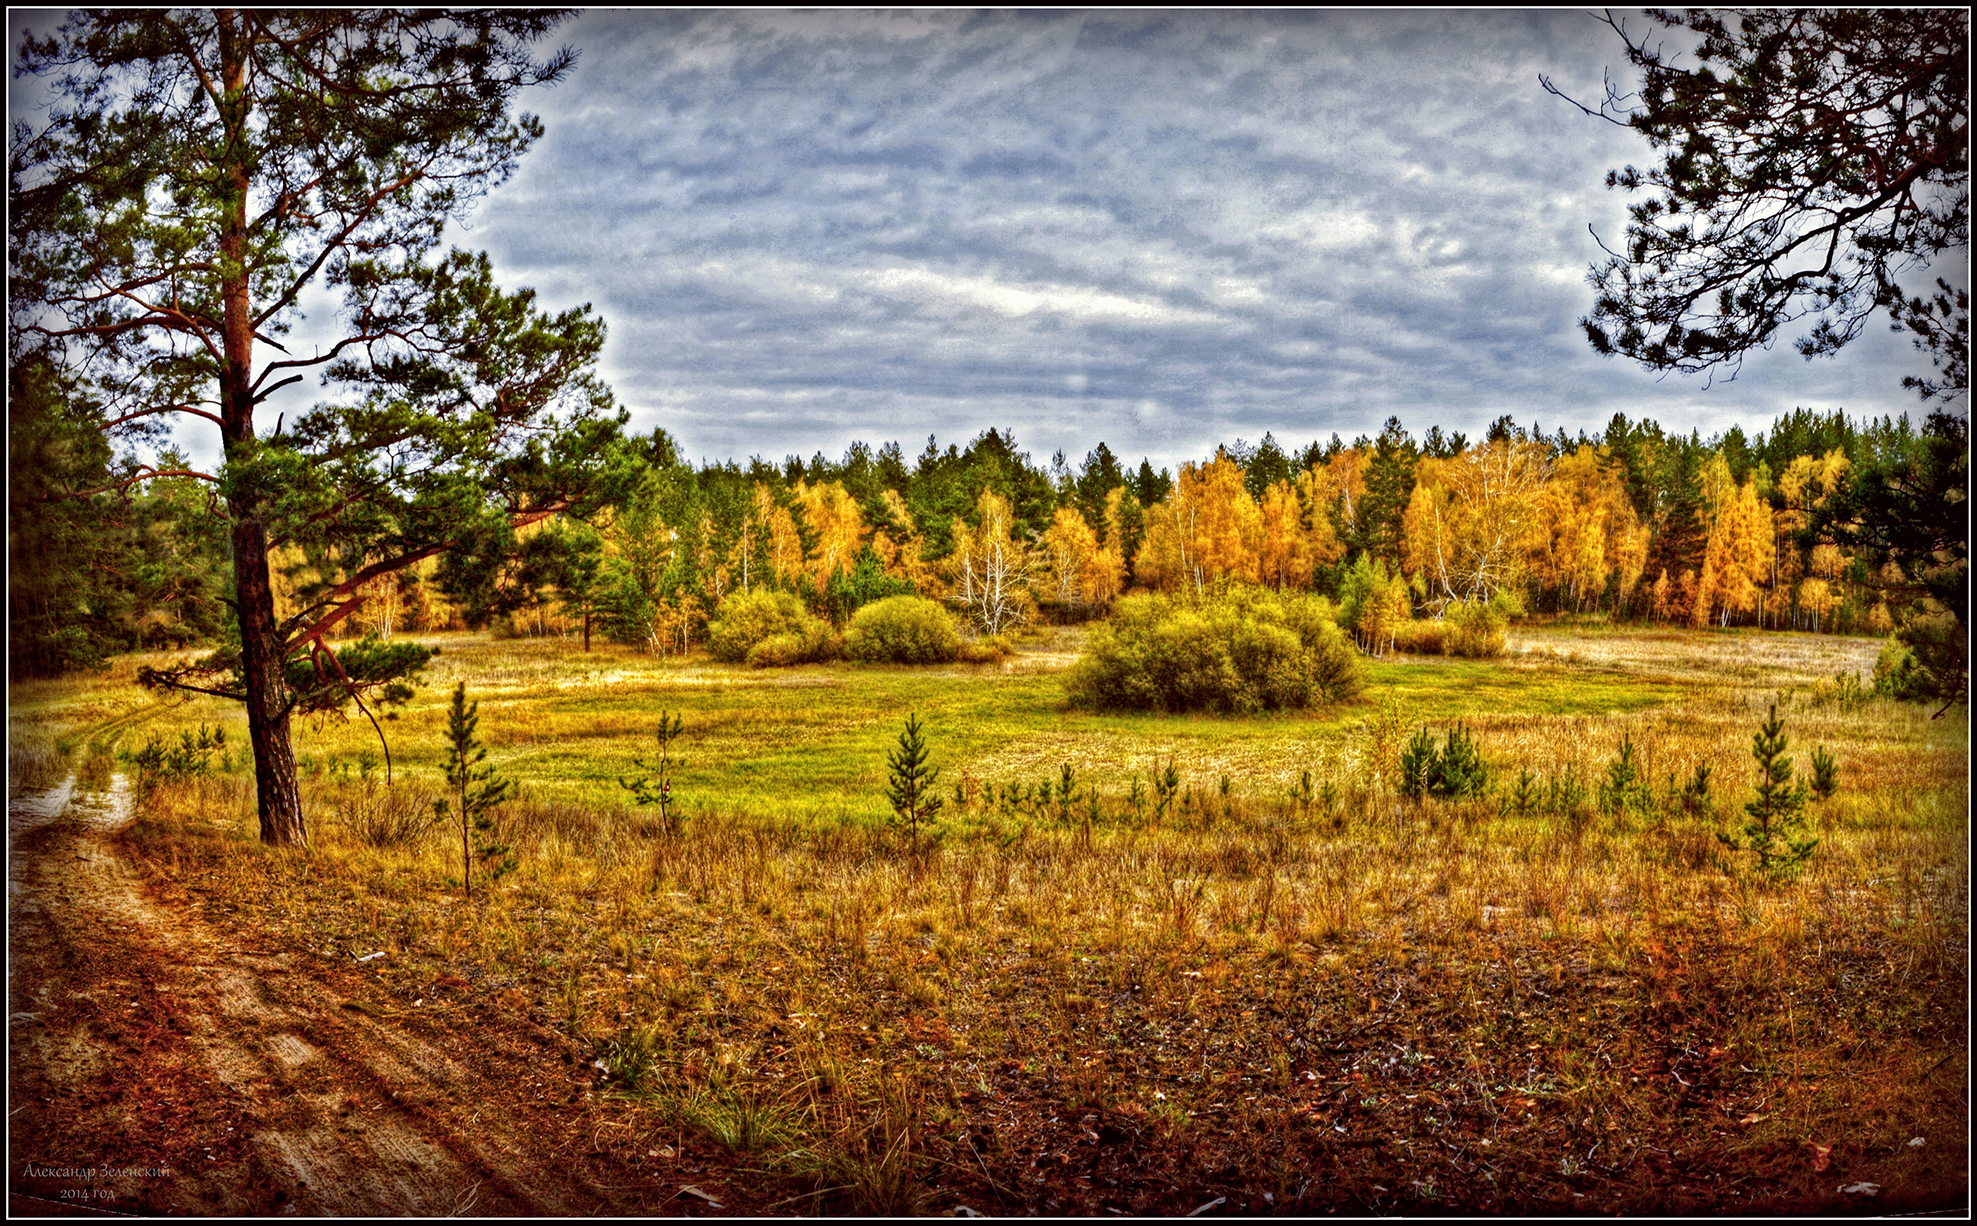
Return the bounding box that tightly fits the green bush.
[1872,635,1926,699]
[1399,725,1489,800]
[844,596,961,664]
[1066,586,1363,714]
[1443,594,1512,658]
[707,589,836,665]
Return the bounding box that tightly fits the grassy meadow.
[8,622,1967,1213]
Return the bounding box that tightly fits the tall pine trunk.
[218,10,307,846]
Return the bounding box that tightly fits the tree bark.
[218,10,307,846]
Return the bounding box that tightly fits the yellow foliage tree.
[871,488,937,594]
[1402,439,1547,609]
[1039,506,1104,606]
[753,483,804,590]
[793,479,865,588]
[1694,476,1774,627]
[949,486,1035,634]
[1533,445,1646,613]
[1135,452,1262,595]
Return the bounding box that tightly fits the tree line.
[16,361,1963,684]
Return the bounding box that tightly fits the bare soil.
[7,781,732,1217]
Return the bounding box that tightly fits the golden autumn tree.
[1402,438,1548,609]
[1136,452,1263,595]
[1134,483,1200,595]
[1777,449,1852,630]
[871,488,937,593]
[752,483,805,591]
[950,486,1036,634]
[1039,506,1106,607]
[793,479,866,588]
[1533,445,1648,613]
[1095,486,1136,598]
[1191,451,1263,586]
[1694,476,1774,627]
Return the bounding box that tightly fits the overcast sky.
[12,9,1964,474]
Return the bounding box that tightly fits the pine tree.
[885,713,945,860]
[13,12,630,845]
[619,711,687,838]
[436,683,517,901]
[1719,704,1817,876]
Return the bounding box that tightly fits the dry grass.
[11,624,1965,1213]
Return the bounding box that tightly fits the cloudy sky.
[13,9,1962,473]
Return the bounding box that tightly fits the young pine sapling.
[620,711,687,837]
[435,682,517,902]
[1808,744,1840,801]
[885,713,944,860]
[1719,704,1817,877]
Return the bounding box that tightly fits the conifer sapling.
[620,711,687,837]
[436,682,517,901]
[885,713,944,859]
[1719,704,1817,877]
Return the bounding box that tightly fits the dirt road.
[7,778,691,1217]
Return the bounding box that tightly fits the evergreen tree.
[12,11,631,846]
[1355,416,1419,569]
[885,713,945,860]
[1720,704,1817,876]
[436,682,518,900]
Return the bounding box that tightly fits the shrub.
[1872,633,1933,701]
[708,589,836,665]
[844,596,961,664]
[1390,619,1448,655]
[1399,725,1489,800]
[1066,587,1363,714]
[1443,594,1513,658]
[956,634,1014,664]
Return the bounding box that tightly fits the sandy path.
[7,777,661,1217]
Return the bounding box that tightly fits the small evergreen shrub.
[1399,725,1489,800]
[1065,587,1362,714]
[434,682,517,901]
[844,596,961,664]
[1808,744,1839,801]
[1719,704,1817,878]
[120,724,226,789]
[708,588,837,665]
[1598,735,1655,818]
[885,712,944,859]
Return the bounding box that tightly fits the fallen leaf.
[679,1185,723,1208]
[1807,1142,1833,1172]
[1739,1113,1768,1126]
[1839,1182,1880,1197]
